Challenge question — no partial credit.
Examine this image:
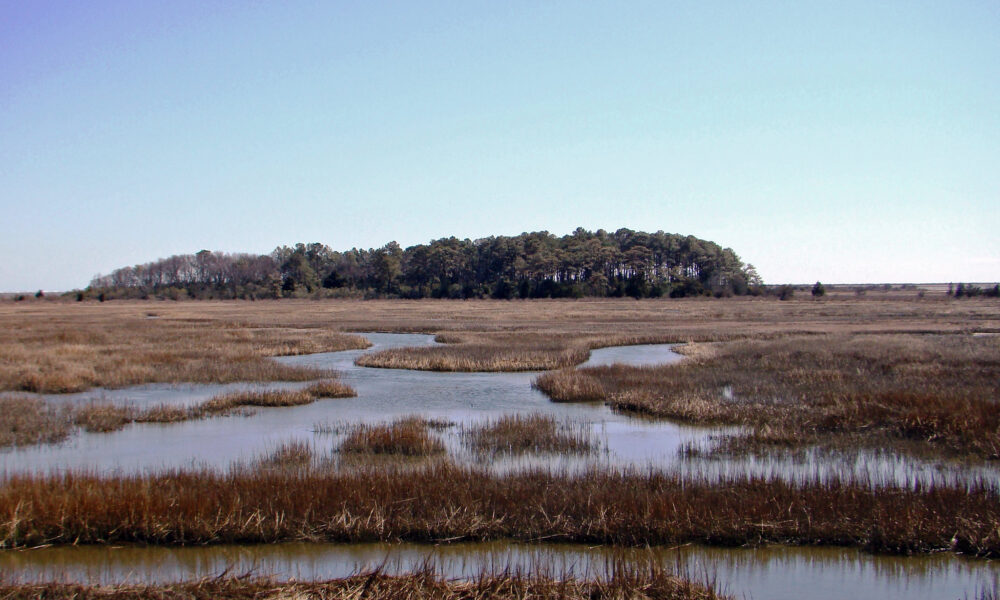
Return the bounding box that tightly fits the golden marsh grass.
[535,334,1000,458]
[4,294,996,389]
[1,464,996,556]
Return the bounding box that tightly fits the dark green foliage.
[951,283,998,298]
[811,281,825,297]
[87,228,755,300]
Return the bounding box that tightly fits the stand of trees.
[87,228,763,300]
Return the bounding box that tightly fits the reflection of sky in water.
[2,333,998,598]
[1,333,997,491]
[1,541,996,600]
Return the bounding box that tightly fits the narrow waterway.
[2,333,998,598]
[2,333,992,490]
[0,541,995,600]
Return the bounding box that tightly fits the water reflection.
[0,541,995,600]
[1,333,996,491]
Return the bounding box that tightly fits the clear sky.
[2,1,998,291]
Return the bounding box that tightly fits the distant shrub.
[811,281,825,297]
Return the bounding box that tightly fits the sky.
[2,1,998,291]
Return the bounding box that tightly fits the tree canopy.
[88,228,762,300]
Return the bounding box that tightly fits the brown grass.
[257,439,315,469]
[338,417,446,456]
[0,304,370,393]
[31,379,357,440]
[0,396,71,447]
[534,334,1000,459]
[0,464,997,556]
[355,332,685,372]
[301,379,356,398]
[0,567,725,600]
[533,370,608,402]
[72,402,137,433]
[1,296,997,386]
[462,414,596,455]
[199,389,318,412]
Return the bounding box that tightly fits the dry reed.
[0,464,996,556]
[355,332,678,372]
[0,566,725,599]
[535,334,1000,459]
[257,439,315,469]
[0,395,71,447]
[338,417,446,456]
[3,296,997,387]
[19,379,357,442]
[0,303,369,393]
[72,402,136,433]
[462,414,596,455]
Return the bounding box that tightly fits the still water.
[0,541,995,600]
[2,333,992,489]
[1,333,997,597]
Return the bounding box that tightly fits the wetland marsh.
[0,296,998,598]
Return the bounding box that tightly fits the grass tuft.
[462,414,596,455]
[338,417,446,456]
[0,395,71,447]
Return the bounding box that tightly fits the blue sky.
[2,1,998,291]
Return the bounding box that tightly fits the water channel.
[1,333,997,597]
[0,541,995,599]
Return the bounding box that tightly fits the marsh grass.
[0,304,370,393]
[39,379,357,440]
[356,332,679,372]
[3,296,997,388]
[72,402,136,433]
[257,439,315,469]
[0,395,71,447]
[302,379,356,398]
[462,414,596,455]
[338,417,447,456]
[535,334,1000,459]
[199,388,318,412]
[0,566,726,600]
[0,464,997,556]
[532,369,608,402]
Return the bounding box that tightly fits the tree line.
[87,228,764,300]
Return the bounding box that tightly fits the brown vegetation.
[0,464,996,556]
[355,332,674,372]
[9,379,356,443]
[0,567,725,600]
[72,402,137,433]
[0,303,369,393]
[462,414,595,455]
[534,334,1000,459]
[2,295,997,386]
[257,439,315,469]
[338,417,446,456]
[533,369,608,402]
[0,396,71,447]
